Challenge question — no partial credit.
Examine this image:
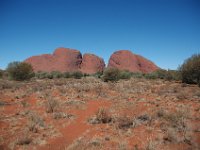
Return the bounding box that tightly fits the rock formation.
[25,47,105,74]
[80,54,105,74]
[108,50,159,73]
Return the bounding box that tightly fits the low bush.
[71,71,83,79]
[102,68,120,82]
[144,72,158,79]
[35,71,48,79]
[45,73,53,79]
[63,72,71,78]
[119,70,133,79]
[96,107,112,123]
[93,71,103,78]
[145,69,181,81]
[117,116,133,129]
[6,61,34,81]
[131,72,144,78]
[51,71,63,78]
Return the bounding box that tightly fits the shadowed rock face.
[108,50,159,73]
[25,48,105,74]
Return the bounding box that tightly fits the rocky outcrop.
[80,54,105,74]
[108,50,159,73]
[25,47,105,73]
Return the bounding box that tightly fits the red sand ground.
[0,78,200,150]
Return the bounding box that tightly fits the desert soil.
[0,77,200,150]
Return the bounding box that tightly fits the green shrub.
[0,70,3,78]
[102,68,120,82]
[119,70,132,79]
[144,72,158,79]
[63,72,71,78]
[35,71,48,79]
[167,70,181,81]
[6,61,34,81]
[154,69,167,79]
[45,73,53,79]
[179,54,200,84]
[51,71,63,78]
[71,71,83,79]
[131,72,144,78]
[93,71,103,78]
[83,73,90,77]
[148,69,181,81]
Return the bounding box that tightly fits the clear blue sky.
[0,0,199,70]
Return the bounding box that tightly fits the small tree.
[0,70,3,78]
[102,68,120,82]
[7,61,34,81]
[179,54,200,85]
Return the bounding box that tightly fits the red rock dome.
[25,47,105,73]
[108,50,159,73]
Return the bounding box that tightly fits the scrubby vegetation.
[6,61,34,81]
[1,54,200,149]
[145,69,181,81]
[0,69,3,78]
[71,71,83,79]
[179,54,200,86]
[34,71,83,79]
[102,68,120,82]
[1,75,199,150]
[102,67,181,82]
[5,53,200,88]
[119,70,133,79]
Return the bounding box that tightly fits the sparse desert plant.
[16,134,32,145]
[95,83,103,98]
[27,112,45,133]
[6,61,34,81]
[146,138,157,150]
[89,138,102,147]
[53,112,69,119]
[46,97,59,113]
[116,115,133,129]
[102,67,120,82]
[179,54,200,85]
[21,100,29,107]
[95,107,112,123]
